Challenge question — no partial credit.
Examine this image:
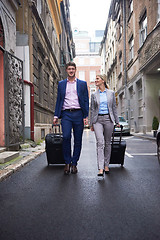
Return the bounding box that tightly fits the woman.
[90,74,120,176]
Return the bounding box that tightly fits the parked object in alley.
[45,124,64,166]
[156,123,160,163]
[114,116,130,135]
[110,125,126,167]
[152,116,159,137]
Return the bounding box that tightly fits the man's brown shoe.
[71,165,78,174]
[64,164,70,175]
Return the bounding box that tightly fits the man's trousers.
[61,110,84,166]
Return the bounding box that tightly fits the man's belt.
[64,108,82,112]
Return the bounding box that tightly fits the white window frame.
[129,0,133,16]
[129,36,134,61]
[119,55,122,73]
[37,0,42,15]
[79,71,85,81]
[90,71,96,82]
[118,16,122,40]
[90,58,96,66]
[140,13,147,46]
[79,58,85,65]
[137,80,143,116]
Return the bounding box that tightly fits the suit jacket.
[54,78,89,118]
[90,89,119,126]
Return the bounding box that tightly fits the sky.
[69,0,112,36]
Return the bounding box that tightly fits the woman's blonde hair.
[96,74,109,89]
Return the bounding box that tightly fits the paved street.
[0,130,160,240]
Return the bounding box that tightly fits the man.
[53,62,89,175]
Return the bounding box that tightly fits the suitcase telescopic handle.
[52,124,61,134]
[112,125,123,144]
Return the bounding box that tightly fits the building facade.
[73,30,103,99]
[60,0,75,78]
[16,0,62,142]
[16,0,74,142]
[0,0,22,147]
[0,0,74,147]
[100,0,160,133]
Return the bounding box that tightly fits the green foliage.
[152,116,159,130]
[36,139,43,145]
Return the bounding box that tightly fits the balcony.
[138,22,160,73]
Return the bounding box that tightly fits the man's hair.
[66,62,76,69]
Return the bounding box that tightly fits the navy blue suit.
[54,78,89,165]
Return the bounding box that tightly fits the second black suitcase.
[109,125,126,166]
[45,124,65,165]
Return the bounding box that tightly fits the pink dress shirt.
[62,78,81,110]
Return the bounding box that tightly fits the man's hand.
[116,123,121,128]
[83,118,88,126]
[90,126,94,131]
[53,117,58,125]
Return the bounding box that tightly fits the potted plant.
[152,116,159,137]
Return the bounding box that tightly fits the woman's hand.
[116,123,121,128]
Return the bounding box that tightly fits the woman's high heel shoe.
[97,170,104,177]
[105,167,110,174]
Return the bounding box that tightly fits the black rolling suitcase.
[109,125,126,166]
[45,124,64,165]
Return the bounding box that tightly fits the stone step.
[0,147,6,153]
[0,152,19,164]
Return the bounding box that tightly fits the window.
[37,0,42,15]
[38,60,42,103]
[90,58,95,65]
[137,81,142,100]
[120,93,125,116]
[41,129,45,139]
[50,81,55,109]
[79,71,85,80]
[118,16,122,40]
[79,58,84,65]
[129,35,134,61]
[46,73,49,107]
[136,80,143,116]
[51,29,55,51]
[129,86,134,118]
[90,42,95,52]
[128,0,133,17]
[90,71,96,82]
[130,109,134,118]
[77,43,87,50]
[129,86,134,99]
[90,42,100,52]
[139,12,147,46]
[119,53,122,73]
[112,41,115,59]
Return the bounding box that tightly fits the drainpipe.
[123,0,129,123]
[24,80,34,141]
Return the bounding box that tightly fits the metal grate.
[4,50,24,147]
